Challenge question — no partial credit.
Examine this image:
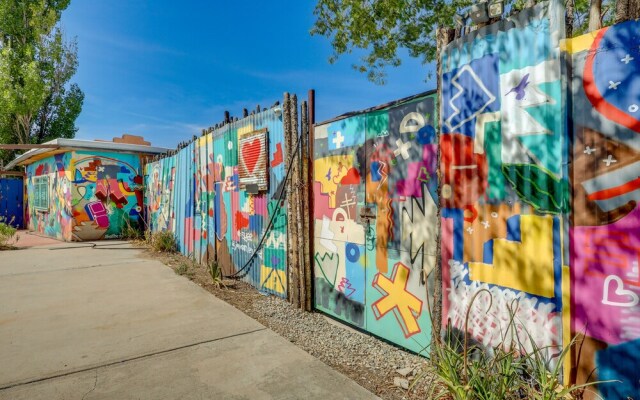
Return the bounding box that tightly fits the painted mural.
[567,20,640,399]
[69,151,144,241]
[313,94,439,354]
[26,151,145,241]
[439,0,569,367]
[26,153,74,241]
[145,107,288,298]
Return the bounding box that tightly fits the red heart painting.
[242,138,262,173]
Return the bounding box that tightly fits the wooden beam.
[0,144,59,150]
[0,171,25,177]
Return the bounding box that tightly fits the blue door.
[0,178,24,228]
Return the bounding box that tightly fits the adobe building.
[5,135,168,241]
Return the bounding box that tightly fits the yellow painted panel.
[238,124,255,137]
[560,28,602,54]
[468,215,555,298]
[562,264,571,385]
[261,265,285,294]
[313,155,354,208]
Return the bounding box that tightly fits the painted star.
[466,226,474,234]
[481,220,490,229]
[603,155,617,167]
[621,54,634,64]
[583,146,596,155]
[608,80,621,90]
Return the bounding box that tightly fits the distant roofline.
[5,138,170,170]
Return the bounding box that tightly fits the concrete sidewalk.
[7,230,66,248]
[0,243,377,399]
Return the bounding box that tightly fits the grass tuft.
[150,231,178,253]
[207,260,226,288]
[0,217,18,250]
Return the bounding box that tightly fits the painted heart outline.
[602,275,639,307]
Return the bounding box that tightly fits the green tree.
[0,0,83,166]
[311,0,629,84]
[311,0,472,84]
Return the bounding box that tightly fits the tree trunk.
[566,0,575,38]
[616,0,640,22]
[588,0,603,32]
[433,26,455,355]
[14,114,32,144]
[615,0,628,22]
[631,0,640,19]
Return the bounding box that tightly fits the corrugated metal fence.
[145,103,290,297]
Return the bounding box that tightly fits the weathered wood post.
[300,99,312,311]
[433,26,456,354]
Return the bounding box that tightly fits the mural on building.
[313,94,438,354]
[26,154,74,241]
[70,151,144,241]
[145,107,288,297]
[439,0,569,363]
[568,20,640,399]
[25,151,145,241]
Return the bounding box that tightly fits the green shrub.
[0,218,17,249]
[207,260,226,288]
[150,231,177,253]
[121,217,144,240]
[175,261,194,278]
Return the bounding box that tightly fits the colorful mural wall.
[26,154,74,241]
[313,93,439,354]
[145,107,289,298]
[26,151,145,241]
[567,20,640,399]
[439,0,570,365]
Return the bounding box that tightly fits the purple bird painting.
[506,73,530,100]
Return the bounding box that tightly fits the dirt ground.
[138,247,444,400]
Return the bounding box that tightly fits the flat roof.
[5,138,170,170]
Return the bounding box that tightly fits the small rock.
[396,366,414,377]
[393,377,410,389]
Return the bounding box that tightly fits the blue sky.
[61,1,436,148]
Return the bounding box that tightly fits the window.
[33,176,49,211]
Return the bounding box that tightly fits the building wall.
[313,94,439,354]
[439,0,569,365]
[25,150,144,241]
[145,107,288,297]
[567,20,640,399]
[69,151,144,241]
[26,153,74,241]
